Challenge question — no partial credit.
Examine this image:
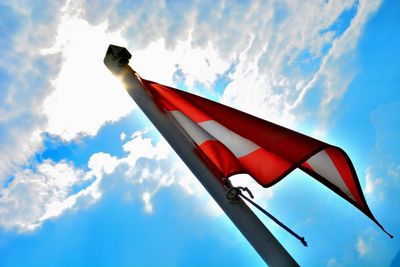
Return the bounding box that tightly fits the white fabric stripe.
[170,111,214,144]
[170,111,259,158]
[306,149,354,200]
[198,120,260,158]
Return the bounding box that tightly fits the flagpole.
[104,45,299,267]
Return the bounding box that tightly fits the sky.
[0,0,399,266]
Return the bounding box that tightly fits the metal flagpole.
[104,44,300,267]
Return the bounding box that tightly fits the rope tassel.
[226,186,308,247]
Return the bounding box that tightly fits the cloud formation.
[364,101,400,203]
[42,4,132,141]
[356,236,369,257]
[0,0,384,232]
[0,1,64,181]
[0,129,198,231]
[0,160,90,231]
[364,167,384,201]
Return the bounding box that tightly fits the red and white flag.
[140,78,391,236]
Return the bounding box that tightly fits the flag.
[139,77,391,236]
[107,45,300,265]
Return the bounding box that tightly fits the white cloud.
[42,3,133,141]
[0,128,203,231]
[388,164,400,179]
[39,1,231,141]
[120,132,126,141]
[135,133,277,217]
[356,236,369,257]
[93,130,275,218]
[0,1,64,182]
[365,101,400,202]
[96,130,217,216]
[71,0,381,134]
[0,151,123,232]
[327,258,344,267]
[364,168,383,197]
[304,0,381,123]
[1,0,381,180]
[121,131,169,163]
[221,0,382,131]
[88,152,119,177]
[0,160,92,231]
[142,191,153,213]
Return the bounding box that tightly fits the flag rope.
[226,186,308,247]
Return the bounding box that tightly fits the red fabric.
[139,78,376,221]
[144,79,323,164]
[301,161,314,171]
[239,148,292,185]
[325,147,364,208]
[199,140,243,177]
[149,82,211,122]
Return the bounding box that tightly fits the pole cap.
[104,44,132,75]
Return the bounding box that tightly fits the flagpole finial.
[104,44,132,75]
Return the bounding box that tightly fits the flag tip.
[375,219,394,239]
[300,237,308,247]
[385,231,394,239]
[379,224,393,239]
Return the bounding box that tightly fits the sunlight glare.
[42,9,133,141]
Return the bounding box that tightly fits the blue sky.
[0,0,399,266]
